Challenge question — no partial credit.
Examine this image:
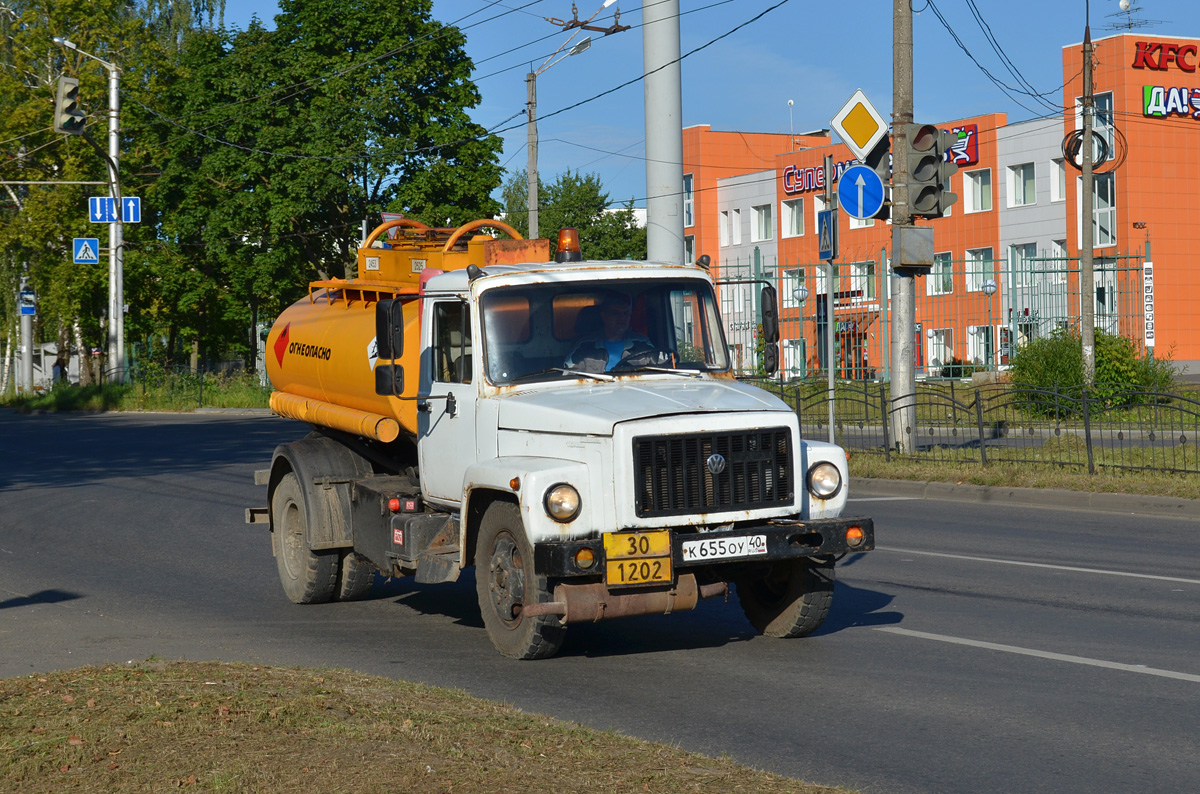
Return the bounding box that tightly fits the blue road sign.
[838,165,885,220]
[19,290,35,316]
[817,209,838,261]
[121,196,141,223]
[73,237,101,264]
[89,196,117,223]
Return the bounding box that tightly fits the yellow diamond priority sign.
[830,89,888,163]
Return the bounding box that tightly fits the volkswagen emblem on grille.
[706,453,727,475]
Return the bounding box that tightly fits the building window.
[783,338,806,378]
[964,169,992,213]
[684,234,695,264]
[813,195,826,230]
[816,262,839,298]
[683,174,694,228]
[968,324,994,367]
[927,252,953,296]
[851,261,876,301]
[1010,242,1037,288]
[1049,240,1069,284]
[782,268,805,308]
[1094,173,1115,248]
[927,328,953,370]
[1050,159,1066,203]
[966,247,994,292]
[751,204,773,242]
[1095,92,1114,150]
[730,208,742,245]
[719,211,730,247]
[1009,163,1035,206]
[782,198,804,238]
[940,175,952,217]
[850,212,875,230]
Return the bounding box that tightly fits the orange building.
[684,31,1200,377]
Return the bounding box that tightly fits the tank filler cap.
[554,228,583,263]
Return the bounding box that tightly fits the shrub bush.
[1009,328,1175,414]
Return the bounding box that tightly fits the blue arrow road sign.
[73,238,101,264]
[89,196,117,223]
[837,165,885,220]
[121,196,141,223]
[817,209,838,262]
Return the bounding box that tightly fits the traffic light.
[863,134,891,221]
[53,76,86,135]
[907,124,959,218]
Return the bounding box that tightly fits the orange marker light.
[846,526,864,547]
[574,548,596,569]
[555,228,583,262]
[388,498,401,513]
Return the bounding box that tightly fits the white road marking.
[847,496,921,502]
[877,627,1200,683]
[877,547,1200,586]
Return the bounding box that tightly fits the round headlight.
[544,483,581,522]
[807,462,842,500]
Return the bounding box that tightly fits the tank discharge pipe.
[270,391,401,443]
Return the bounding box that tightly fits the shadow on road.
[814,580,903,635]
[0,589,82,610]
[0,413,299,491]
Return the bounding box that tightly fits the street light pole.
[53,37,123,381]
[527,0,618,241]
[983,279,998,370]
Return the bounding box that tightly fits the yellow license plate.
[603,531,673,587]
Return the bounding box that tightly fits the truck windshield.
[481,278,731,384]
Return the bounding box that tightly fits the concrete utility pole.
[18,276,33,394]
[1080,20,1096,386]
[891,0,917,453]
[526,72,539,239]
[642,0,685,264]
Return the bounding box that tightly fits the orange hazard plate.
[603,531,672,587]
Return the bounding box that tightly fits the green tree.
[501,169,645,260]
[136,0,503,363]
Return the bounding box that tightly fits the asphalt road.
[2,411,1198,794]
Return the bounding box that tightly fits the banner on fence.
[1143,261,1155,348]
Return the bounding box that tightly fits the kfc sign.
[1132,41,1198,72]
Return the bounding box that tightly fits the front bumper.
[534,515,874,579]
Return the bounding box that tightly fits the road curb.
[850,477,1200,521]
[193,407,275,416]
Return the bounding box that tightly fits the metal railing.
[750,379,1200,475]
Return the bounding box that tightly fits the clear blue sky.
[223,1,1195,207]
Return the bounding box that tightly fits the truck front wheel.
[475,501,566,660]
[271,472,338,604]
[735,557,835,638]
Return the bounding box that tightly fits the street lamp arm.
[52,37,119,73]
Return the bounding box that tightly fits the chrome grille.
[633,428,793,518]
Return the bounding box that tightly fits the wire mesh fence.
[747,378,1200,475]
[715,250,1148,381]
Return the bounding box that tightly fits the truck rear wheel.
[271,472,338,604]
[475,501,566,660]
[735,557,835,638]
[335,551,375,601]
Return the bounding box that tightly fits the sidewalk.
[851,477,1200,521]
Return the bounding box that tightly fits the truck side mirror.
[375,299,405,359]
[374,364,404,396]
[762,342,779,376]
[760,285,779,344]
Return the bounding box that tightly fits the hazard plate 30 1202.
[681,534,767,562]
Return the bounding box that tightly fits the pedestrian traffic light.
[907,123,958,218]
[54,76,86,135]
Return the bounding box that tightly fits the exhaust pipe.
[519,575,728,623]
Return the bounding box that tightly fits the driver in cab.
[564,293,659,373]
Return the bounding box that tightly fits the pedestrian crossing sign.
[73,237,101,264]
[817,209,837,262]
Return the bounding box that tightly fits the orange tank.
[265,219,551,441]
